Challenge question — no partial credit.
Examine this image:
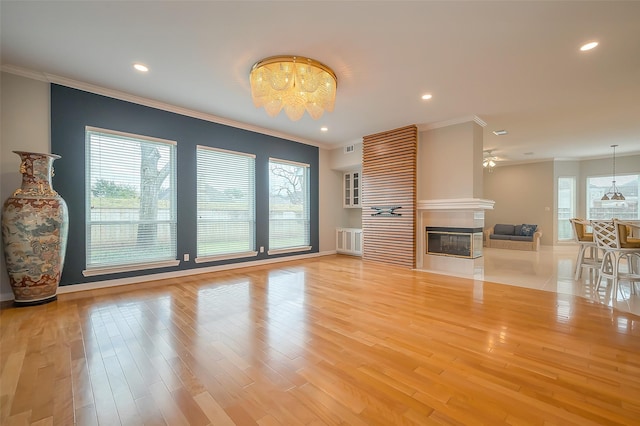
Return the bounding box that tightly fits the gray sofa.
[484,224,542,251]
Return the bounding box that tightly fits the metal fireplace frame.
[426,227,483,259]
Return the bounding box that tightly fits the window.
[268,158,311,254]
[557,177,576,241]
[85,127,178,275]
[196,146,256,261]
[586,174,639,220]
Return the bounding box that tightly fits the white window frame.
[586,173,639,220]
[195,145,257,263]
[268,158,311,255]
[83,127,178,276]
[557,176,576,242]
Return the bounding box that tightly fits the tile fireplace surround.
[417,198,495,276]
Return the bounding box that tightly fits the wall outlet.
[259,246,264,253]
[183,253,189,261]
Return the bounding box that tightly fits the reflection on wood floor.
[1,254,639,425]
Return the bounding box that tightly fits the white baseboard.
[53,250,337,296]
[0,251,339,302]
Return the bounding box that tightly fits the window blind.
[85,127,177,272]
[196,146,256,259]
[268,158,310,252]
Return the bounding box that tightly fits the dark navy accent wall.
[51,84,319,286]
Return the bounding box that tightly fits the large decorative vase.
[2,151,69,306]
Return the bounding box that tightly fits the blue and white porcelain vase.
[1,151,69,306]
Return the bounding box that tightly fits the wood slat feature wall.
[362,125,417,268]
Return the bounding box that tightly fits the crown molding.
[417,115,487,132]
[1,64,49,82]
[1,64,331,149]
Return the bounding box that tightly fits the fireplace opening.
[426,227,483,259]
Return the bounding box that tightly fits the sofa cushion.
[490,234,513,240]
[514,224,524,236]
[618,223,640,247]
[572,220,593,241]
[621,239,640,249]
[510,235,534,242]
[521,224,537,237]
[494,224,515,235]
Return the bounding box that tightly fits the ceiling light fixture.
[320,127,328,132]
[580,41,598,51]
[492,130,508,136]
[483,150,497,171]
[483,158,496,168]
[421,94,432,100]
[249,55,337,121]
[133,63,149,72]
[601,144,625,201]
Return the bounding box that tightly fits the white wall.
[328,143,363,229]
[418,121,483,200]
[330,142,362,171]
[484,161,555,246]
[1,72,51,298]
[485,155,640,246]
[318,148,343,252]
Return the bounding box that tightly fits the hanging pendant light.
[601,144,625,201]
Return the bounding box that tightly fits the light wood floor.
[1,255,640,425]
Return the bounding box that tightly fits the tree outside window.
[268,159,310,251]
[86,128,176,270]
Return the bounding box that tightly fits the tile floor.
[479,245,640,316]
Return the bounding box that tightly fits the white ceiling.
[2,1,640,165]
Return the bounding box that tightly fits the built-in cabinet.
[337,167,362,255]
[343,171,360,208]
[336,227,363,256]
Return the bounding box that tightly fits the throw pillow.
[521,224,537,237]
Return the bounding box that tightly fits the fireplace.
[416,198,494,275]
[426,227,483,259]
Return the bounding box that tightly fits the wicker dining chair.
[590,220,640,298]
[570,218,600,280]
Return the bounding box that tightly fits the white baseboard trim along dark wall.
[0,251,338,302]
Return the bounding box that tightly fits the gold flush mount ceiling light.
[249,55,337,121]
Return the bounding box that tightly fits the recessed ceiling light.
[421,94,432,100]
[320,127,328,132]
[133,63,149,72]
[580,41,598,51]
[493,130,508,136]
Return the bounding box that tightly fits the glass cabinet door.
[344,173,351,206]
[353,172,359,206]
